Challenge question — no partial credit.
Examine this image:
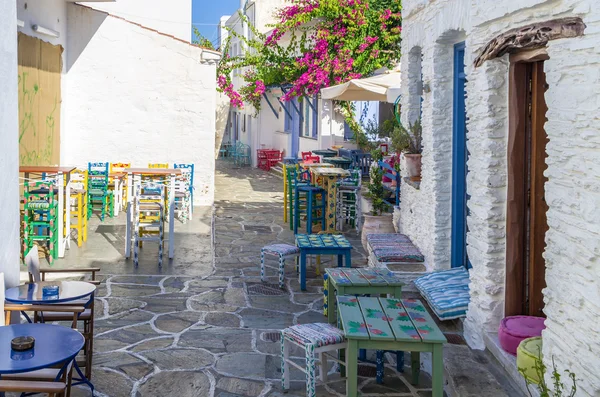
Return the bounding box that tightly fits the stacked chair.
[174,163,195,221]
[336,168,362,233]
[132,180,165,266]
[233,142,251,166]
[87,162,112,221]
[294,170,326,234]
[69,168,89,247]
[173,168,193,223]
[110,162,131,211]
[23,180,59,264]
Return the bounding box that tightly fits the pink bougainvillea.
[216,0,402,113]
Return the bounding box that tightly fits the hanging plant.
[216,0,402,122]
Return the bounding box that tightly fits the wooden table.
[298,162,334,169]
[296,234,352,291]
[323,156,353,169]
[310,167,350,233]
[338,296,446,397]
[20,166,76,258]
[124,168,182,260]
[324,267,404,321]
[312,149,338,158]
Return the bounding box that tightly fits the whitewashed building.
[220,0,353,166]
[11,0,220,206]
[398,0,599,394]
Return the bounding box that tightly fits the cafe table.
[296,234,352,291]
[0,323,84,380]
[323,267,404,321]
[20,166,76,258]
[310,167,350,233]
[312,149,338,158]
[337,296,447,397]
[323,156,353,170]
[124,168,182,259]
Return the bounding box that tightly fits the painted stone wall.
[0,0,21,290]
[65,5,220,205]
[402,0,600,394]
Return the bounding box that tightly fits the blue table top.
[5,281,96,304]
[0,323,84,374]
[296,234,353,249]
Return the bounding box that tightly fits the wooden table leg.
[327,277,335,324]
[300,252,307,291]
[345,251,352,268]
[432,344,444,397]
[346,340,358,397]
[411,351,420,385]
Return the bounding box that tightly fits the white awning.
[320,69,401,102]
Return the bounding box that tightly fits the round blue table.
[5,281,96,304]
[0,323,84,375]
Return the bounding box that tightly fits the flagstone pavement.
[42,161,516,397]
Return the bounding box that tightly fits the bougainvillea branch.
[217,0,402,135]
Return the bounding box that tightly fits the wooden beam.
[474,17,586,67]
[262,93,279,119]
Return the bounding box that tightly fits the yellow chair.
[68,169,88,247]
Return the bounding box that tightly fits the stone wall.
[401,0,600,394]
[65,4,220,205]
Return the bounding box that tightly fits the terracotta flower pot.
[404,154,422,180]
[361,213,395,252]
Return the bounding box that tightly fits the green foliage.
[192,27,215,50]
[367,148,390,215]
[390,119,422,154]
[518,354,577,397]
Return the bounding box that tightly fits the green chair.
[87,162,111,221]
[23,180,59,264]
[336,168,362,233]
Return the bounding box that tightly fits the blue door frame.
[291,98,301,158]
[451,42,469,269]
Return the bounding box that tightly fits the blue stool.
[294,185,326,234]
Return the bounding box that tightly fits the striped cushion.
[262,244,300,257]
[415,268,470,320]
[27,200,51,210]
[282,323,345,348]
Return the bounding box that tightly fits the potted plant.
[390,120,422,181]
[361,149,395,252]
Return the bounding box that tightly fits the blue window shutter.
[312,96,318,137]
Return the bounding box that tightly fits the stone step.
[270,164,283,178]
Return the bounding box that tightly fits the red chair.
[301,151,313,161]
[303,155,320,164]
[267,150,282,169]
[257,150,270,171]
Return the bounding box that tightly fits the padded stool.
[260,244,301,288]
[281,323,347,397]
[517,337,543,385]
[498,316,545,355]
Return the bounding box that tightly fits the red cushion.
[498,316,545,355]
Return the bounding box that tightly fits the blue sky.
[192,0,239,48]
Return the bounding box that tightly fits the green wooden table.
[337,296,446,397]
[312,149,338,158]
[324,267,404,321]
[323,156,353,169]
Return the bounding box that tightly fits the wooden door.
[506,60,549,317]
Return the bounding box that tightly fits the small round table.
[0,323,84,375]
[5,281,96,305]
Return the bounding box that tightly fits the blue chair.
[294,170,326,234]
[174,163,195,214]
[378,160,401,206]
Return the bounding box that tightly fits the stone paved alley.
[44,161,521,397]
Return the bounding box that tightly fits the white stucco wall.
[80,0,192,42]
[402,0,600,394]
[65,4,220,205]
[0,0,21,291]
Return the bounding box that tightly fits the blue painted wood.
[263,93,279,119]
[0,324,84,375]
[291,98,301,158]
[6,281,96,304]
[295,234,353,290]
[451,41,469,269]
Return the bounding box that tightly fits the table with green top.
[323,267,404,321]
[338,296,446,397]
[312,149,338,158]
[323,156,353,169]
